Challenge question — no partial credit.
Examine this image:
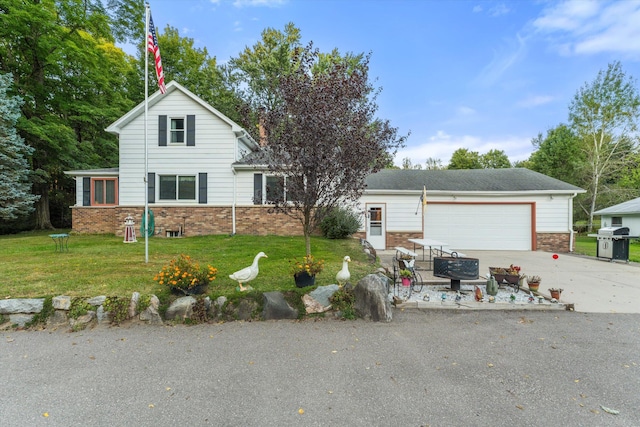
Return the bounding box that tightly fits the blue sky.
[146,0,640,167]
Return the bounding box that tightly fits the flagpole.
[144,2,150,263]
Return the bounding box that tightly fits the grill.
[594,226,635,262]
[433,256,479,291]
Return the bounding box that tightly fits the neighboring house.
[594,197,640,236]
[66,81,584,253]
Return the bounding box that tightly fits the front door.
[366,204,386,250]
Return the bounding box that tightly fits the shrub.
[320,207,362,239]
[330,287,357,320]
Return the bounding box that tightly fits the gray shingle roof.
[365,168,585,192]
[594,197,640,215]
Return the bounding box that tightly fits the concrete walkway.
[379,249,640,313]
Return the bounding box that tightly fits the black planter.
[294,272,316,288]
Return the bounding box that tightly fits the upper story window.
[170,118,185,144]
[612,216,623,226]
[159,175,196,200]
[91,178,118,206]
[158,115,195,146]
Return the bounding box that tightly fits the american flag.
[147,12,166,94]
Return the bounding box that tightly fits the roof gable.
[365,168,585,193]
[594,197,640,215]
[105,81,257,149]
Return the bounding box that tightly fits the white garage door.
[424,203,532,250]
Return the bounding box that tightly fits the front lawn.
[1,231,377,299]
[573,234,640,262]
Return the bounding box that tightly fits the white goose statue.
[229,252,267,291]
[336,255,351,287]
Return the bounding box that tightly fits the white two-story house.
[66,81,585,252]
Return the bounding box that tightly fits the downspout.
[569,193,577,252]
[232,167,237,235]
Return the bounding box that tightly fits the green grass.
[0,231,377,299]
[573,234,640,262]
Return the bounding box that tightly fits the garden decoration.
[526,275,541,292]
[335,255,351,287]
[291,254,324,288]
[154,254,217,295]
[399,269,413,287]
[229,252,267,291]
[488,264,522,292]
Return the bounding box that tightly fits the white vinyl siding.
[118,90,237,206]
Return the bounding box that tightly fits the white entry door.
[366,204,386,250]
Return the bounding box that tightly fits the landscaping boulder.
[302,294,329,314]
[165,296,196,321]
[207,296,227,320]
[354,274,392,322]
[52,295,71,310]
[139,295,163,325]
[87,296,106,306]
[129,292,140,318]
[0,298,44,314]
[309,285,339,307]
[262,292,298,320]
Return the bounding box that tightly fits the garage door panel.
[424,204,531,250]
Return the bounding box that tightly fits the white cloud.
[489,3,510,17]
[472,5,483,13]
[516,95,554,108]
[457,106,476,115]
[475,32,528,86]
[533,0,640,57]
[394,131,532,167]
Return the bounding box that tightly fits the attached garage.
[359,168,585,253]
[424,203,533,250]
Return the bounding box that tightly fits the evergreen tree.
[0,73,38,220]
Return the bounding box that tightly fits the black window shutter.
[158,115,167,146]
[83,177,91,206]
[187,115,195,146]
[253,173,262,205]
[198,173,207,204]
[148,173,155,203]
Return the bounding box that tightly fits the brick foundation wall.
[71,206,305,237]
[536,232,574,253]
[353,231,422,250]
[71,207,118,234]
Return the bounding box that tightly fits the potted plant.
[154,254,217,295]
[526,275,541,292]
[290,254,325,288]
[399,269,413,287]
[549,287,563,300]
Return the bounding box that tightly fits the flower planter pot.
[549,289,562,300]
[401,277,411,287]
[294,272,316,288]
[528,282,540,293]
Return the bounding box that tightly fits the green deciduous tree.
[480,149,511,169]
[0,73,39,221]
[529,124,586,185]
[569,61,640,231]
[263,44,406,255]
[0,0,137,228]
[448,148,482,169]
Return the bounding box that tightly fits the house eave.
[363,189,586,197]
